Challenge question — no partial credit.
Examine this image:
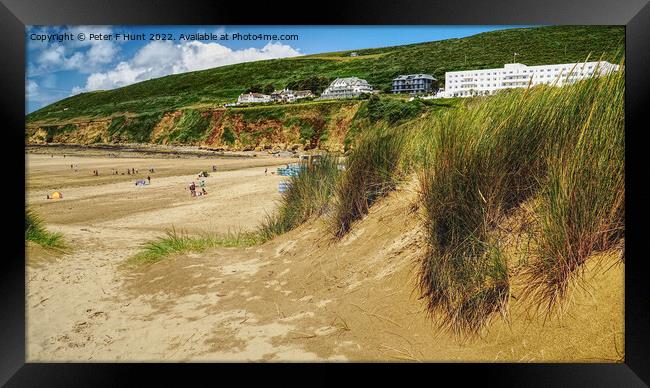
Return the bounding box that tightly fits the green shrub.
[221,127,236,145]
[366,95,425,124]
[286,75,331,94]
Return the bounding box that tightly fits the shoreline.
[26,143,299,160]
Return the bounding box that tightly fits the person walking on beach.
[147,175,151,184]
[265,168,268,176]
[189,182,196,197]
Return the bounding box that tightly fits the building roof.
[393,74,436,81]
[329,77,371,87]
[446,61,619,74]
[271,89,313,97]
[240,93,269,98]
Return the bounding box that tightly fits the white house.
[271,89,315,103]
[237,93,272,104]
[320,77,373,99]
[435,61,620,98]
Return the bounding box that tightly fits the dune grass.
[123,61,624,336]
[331,125,407,237]
[25,208,65,249]
[416,64,624,333]
[259,154,341,240]
[129,154,342,265]
[128,229,261,266]
[522,68,625,312]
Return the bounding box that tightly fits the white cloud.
[83,61,147,91]
[28,25,121,75]
[74,40,302,92]
[87,41,119,67]
[26,80,39,99]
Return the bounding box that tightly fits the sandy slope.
[25,153,624,362]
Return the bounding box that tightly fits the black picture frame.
[2,0,649,385]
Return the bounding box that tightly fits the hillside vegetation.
[27,26,623,125]
[27,97,455,152]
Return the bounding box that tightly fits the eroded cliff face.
[27,120,111,144]
[25,101,361,152]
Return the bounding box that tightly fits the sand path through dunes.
[26,152,624,362]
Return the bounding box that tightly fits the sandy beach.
[25,150,624,362]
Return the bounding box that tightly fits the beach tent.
[48,191,63,199]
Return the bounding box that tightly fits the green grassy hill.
[27,26,623,124]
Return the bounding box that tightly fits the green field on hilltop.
[27,26,624,124]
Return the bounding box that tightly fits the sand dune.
[26,152,624,362]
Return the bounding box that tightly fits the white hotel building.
[437,61,620,98]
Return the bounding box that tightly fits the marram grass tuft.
[417,62,625,334]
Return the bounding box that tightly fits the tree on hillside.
[287,76,332,94]
[246,83,275,94]
[246,84,263,94]
[263,83,275,94]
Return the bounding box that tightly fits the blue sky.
[25,25,530,113]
